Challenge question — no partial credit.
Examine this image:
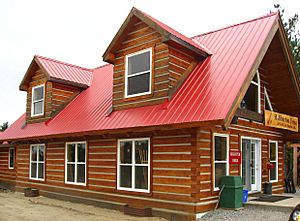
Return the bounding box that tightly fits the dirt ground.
[0,191,166,221]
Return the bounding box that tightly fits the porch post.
[290,144,300,185]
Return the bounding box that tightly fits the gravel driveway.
[0,190,293,221]
[200,206,292,221]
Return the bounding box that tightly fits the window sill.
[30,113,45,118]
[64,182,87,188]
[123,92,153,102]
[235,108,263,123]
[116,188,152,196]
[29,178,45,183]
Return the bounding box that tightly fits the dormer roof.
[19,55,93,91]
[103,7,211,63]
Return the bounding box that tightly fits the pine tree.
[0,122,8,132]
[274,4,300,75]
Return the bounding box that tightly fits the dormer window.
[240,71,261,113]
[125,48,152,98]
[31,84,44,117]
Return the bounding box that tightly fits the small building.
[0,7,299,220]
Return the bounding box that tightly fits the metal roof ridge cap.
[191,11,279,39]
[35,55,93,72]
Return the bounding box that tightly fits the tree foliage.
[274,4,300,75]
[0,122,8,132]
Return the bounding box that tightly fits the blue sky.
[0,0,299,125]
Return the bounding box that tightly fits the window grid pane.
[32,85,44,116]
[9,149,14,168]
[118,139,149,192]
[270,142,278,181]
[33,86,44,101]
[214,135,228,189]
[127,73,150,96]
[126,50,151,97]
[30,145,45,180]
[128,51,150,75]
[66,143,86,184]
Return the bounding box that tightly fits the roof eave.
[49,77,89,89]
[0,119,224,143]
[19,56,51,91]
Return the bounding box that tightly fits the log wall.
[0,147,16,189]
[3,129,197,220]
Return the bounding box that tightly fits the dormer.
[103,7,211,110]
[19,56,93,124]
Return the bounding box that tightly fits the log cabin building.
[0,7,300,220]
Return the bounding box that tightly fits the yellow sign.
[265,110,298,132]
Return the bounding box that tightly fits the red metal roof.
[35,55,93,87]
[0,12,279,141]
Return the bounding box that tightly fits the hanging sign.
[265,110,298,132]
[229,150,241,165]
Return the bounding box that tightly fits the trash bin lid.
[220,176,242,187]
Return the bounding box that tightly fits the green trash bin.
[219,176,243,209]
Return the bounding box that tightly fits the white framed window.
[8,147,15,169]
[30,144,45,180]
[240,70,261,113]
[31,84,45,117]
[65,142,87,185]
[213,133,229,191]
[125,48,152,98]
[264,87,273,111]
[269,140,278,182]
[117,138,150,193]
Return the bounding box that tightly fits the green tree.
[274,4,300,75]
[0,122,8,131]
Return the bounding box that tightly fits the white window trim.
[31,84,45,117]
[8,147,14,169]
[269,140,278,183]
[29,144,45,181]
[117,137,151,193]
[264,87,273,111]
[65,141,87,186]
[213,133,229,191]
[250,70,261,114]
[124,48,152,98]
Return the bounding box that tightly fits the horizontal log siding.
[196,129,217,212]
[8,129,198,218]
[168,46,194,89]
[113,19,169,110]
[0,147,16,189]
[152,133,196,202]
[50,83,81,116]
